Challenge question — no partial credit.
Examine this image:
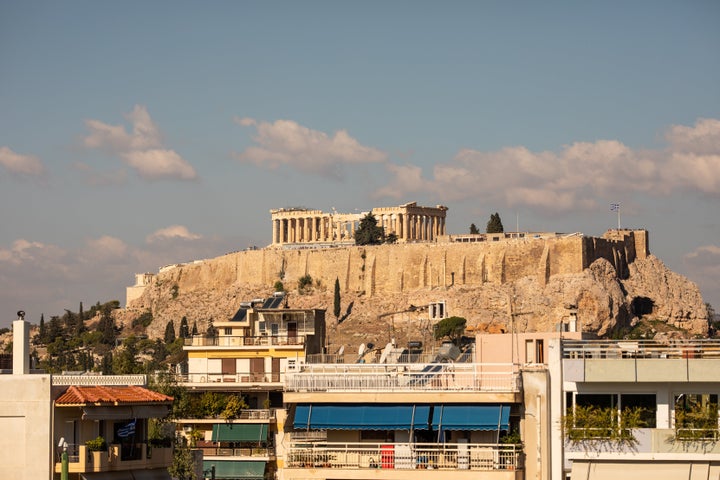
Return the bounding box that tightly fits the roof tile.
[55,385,173,405]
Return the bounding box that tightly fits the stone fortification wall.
[123,228,709,342]
[152,234,637,297]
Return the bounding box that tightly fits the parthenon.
[270,202,448,247]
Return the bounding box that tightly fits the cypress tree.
[179,316,189,339]
[486,212,504,233]
[38,314,46,344]
[164,320,176,343]
[191,321,198,336]
[333,277,341,321]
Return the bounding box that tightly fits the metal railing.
[185,335,306,347]
[286,442,521,471]
[177,372,283,384]
[285,363,519,392]
[176,409,275,421]
[562,339,720,359]
[197,446,273,457]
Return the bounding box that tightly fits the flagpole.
[617,205,621,229]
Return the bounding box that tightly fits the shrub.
[86,436,107,452]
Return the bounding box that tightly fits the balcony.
[177,372,284,386]
[285,363,519,393]
[196,441,274,459]
[565,428,720,459]
[54,443,173,474]
[562,340,720,383]
[286,442,521,472]
[184,334,306,348]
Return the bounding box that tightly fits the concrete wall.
[0,374,53,480]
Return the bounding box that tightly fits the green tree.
[168,442,198,480]
[433,316,467,345]
[101,352,113,374]
[191,321,198,336]
[75,302,85,336]
[38,314,46,344]
[114,336,143,374]
[333,277,341,321]
[469,223,480,234]
[385,232,398,244]
[486,212,504,233]
[179,316,189,339]
[164,320,176,343]
[354,213,384,245]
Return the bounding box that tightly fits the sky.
[1,1,719,328]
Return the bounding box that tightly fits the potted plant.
[85,436,108,470]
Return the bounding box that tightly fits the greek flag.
[610,203,620,212]
[117,419,136,438]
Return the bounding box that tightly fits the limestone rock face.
[621,255,708,334]
[119,245,708,348]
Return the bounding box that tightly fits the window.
[621,394,656,428]
[258,321,266,334]
[224,327,232,335]
[674,393,719,440]
[270,323,279,336]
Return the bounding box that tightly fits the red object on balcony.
[381,444,394,469]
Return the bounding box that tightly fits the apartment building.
[177,293,326,480]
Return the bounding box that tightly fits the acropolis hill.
[124,203,709,348]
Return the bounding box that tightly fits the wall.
[158,233,644,298]
[0,374,53,480]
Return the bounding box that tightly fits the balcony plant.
[221,395,249,420]
[86,436,108,452]
[675,402,719,441]
[564,405,645,447]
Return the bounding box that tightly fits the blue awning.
[294,404,431,430]
[431,404,510,431]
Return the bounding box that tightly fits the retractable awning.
[203,460,266,479]
[211,423,269,442]
[294,404,431,430]
[431,404,511,431]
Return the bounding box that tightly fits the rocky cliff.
[119,238,708,350]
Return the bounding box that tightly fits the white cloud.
[146,225,202,244]
[234,118,387,179]
[0,146,45,176]
[684,245,720,309]
[122,149,197,181]
[82,105,197,181]
[374,117,720,209]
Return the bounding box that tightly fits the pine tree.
[486,212,504,233]
[333,277,341,321]
[164,321,176,343]
[469,223,480,234]
[354,213,384,245]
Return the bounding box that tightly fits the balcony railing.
[185,335,306,347]
[177,372,283,384]
[54,443,173,474]
[176,409,275,421]
[562,339,720,359]
[196,444,273,458]
[285,363,519,393]
[286,442,521,471]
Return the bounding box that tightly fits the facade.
[280,338,524,480]
[177,293,326,480]
[0,316,174,480]
[269,202,448,247]
[558,338,720,480]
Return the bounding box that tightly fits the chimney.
[13,310,29,375]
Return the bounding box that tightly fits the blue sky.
[1,1,719,328]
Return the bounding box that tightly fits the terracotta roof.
[55,385,173,405]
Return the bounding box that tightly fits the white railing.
[562,339,720,359]
[285,363,519,392]
[52,374,146,386]
[178,372,283,384]
[184,335,306,347]
[286,442,520,471]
